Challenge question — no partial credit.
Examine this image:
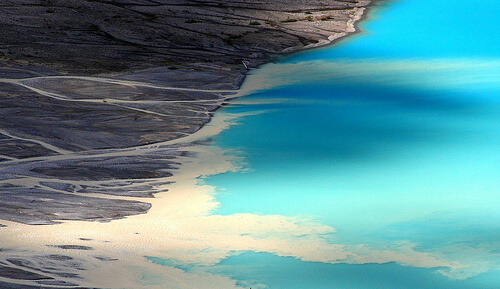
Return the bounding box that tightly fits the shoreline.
[0,0,381,225]
[0,111,252,289]
[0,1,383,288]
[257,0,386,66]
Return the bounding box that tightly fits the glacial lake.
[152,0,499,288]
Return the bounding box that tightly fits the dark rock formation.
[0,0,371,73]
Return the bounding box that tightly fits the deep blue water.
[153,0,500,288]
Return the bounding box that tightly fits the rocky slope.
[1,0,371,72]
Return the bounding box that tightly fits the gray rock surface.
[0,0,372,73]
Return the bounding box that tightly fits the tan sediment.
[282,6,367,53]
[0,112,240,288]
[0,109,339,289]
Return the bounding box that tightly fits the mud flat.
[0,0,379,288]
[0,0,378,228]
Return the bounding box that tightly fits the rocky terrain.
[1,0,371,73]
[0,0,374,226]
[0,0,377,287]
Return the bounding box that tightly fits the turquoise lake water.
[153,0,499,288]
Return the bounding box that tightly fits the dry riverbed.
[0,0,377,287]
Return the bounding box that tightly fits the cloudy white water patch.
[240,58,500,95]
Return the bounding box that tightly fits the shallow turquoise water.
[153,0,499,288]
